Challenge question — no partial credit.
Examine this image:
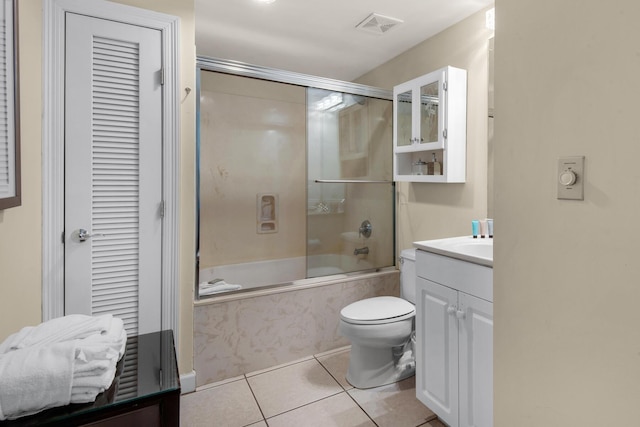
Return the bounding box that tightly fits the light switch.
[557,156,584,200]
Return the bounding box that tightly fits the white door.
[64,12,163,336]
[416,277,459,427]
[459,292,493,427]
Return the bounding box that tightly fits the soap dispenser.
[428,153,441,175]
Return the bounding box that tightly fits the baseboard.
[180,370,196,394]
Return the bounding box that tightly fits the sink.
[413,236,493,267]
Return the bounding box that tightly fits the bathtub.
[198,254,375,296]
[193,265,400,386]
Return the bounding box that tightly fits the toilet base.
[346,343,415,389]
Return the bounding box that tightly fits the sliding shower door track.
[314,179,393,184]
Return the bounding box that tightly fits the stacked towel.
[0,341,76,421]
[70,316,126,404]
[199,278,242,296]
[0,314,127,420]
[0,314,113,353]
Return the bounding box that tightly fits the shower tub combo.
[195,57,397,386]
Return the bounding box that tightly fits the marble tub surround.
[181,346,441,427]
[194,270,399,386]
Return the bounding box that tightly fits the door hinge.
[443,128,448,139]
[443,81,448,91]
[161,68,165,86]
[160,200,165,218]
[61,231,65,244]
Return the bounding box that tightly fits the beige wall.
[494,0,640,425]
[0,0,196,376]
[356,8,494,252]
[0,0,43,339]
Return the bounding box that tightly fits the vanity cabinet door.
[416,277,459,427]
[458,292,493,427]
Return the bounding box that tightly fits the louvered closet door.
[64,13,162,336]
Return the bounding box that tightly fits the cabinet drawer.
[416,250,492,302]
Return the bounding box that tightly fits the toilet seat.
[340,296,415,325]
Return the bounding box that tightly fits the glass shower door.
[306,88,394,278]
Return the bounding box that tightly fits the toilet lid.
[340,296,415,325]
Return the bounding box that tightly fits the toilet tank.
[399,248,417,304]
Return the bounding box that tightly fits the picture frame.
[0,0,20,210]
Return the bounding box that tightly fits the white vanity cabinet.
[415,249,493,427]
[393,66,467,183]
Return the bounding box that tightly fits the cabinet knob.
[455,309,466,320]
[447,305,456,315]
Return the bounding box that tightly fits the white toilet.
[339,248,417,389]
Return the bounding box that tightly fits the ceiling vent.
[356,13,403,35]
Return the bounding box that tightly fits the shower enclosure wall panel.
[199,72,307,271]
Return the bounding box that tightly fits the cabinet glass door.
[396,89,412,147]
[420,81,440,144]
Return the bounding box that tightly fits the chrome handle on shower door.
[77,228,105,242]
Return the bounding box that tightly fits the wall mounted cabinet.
[393,66,467,182]
[415,249,493,427]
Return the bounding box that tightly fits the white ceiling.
[195,0,494,82]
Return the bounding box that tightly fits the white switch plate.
[557,156,584,200]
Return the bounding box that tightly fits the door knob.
[77,228,105,242]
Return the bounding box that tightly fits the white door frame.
[42,0,180,341]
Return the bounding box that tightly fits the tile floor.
[181,346,446,427]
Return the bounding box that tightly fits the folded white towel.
[68,318,126,403]
[76,317,127,360]
[0,314,128,419]
[73,358,112,378]
[0,341,76,420]
[70,390,105,404]
[0,314,113,354]
[199,280,242,296]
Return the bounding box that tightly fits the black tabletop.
[0,330,180,426]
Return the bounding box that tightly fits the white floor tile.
[247,358,343,418]
[180,378,263,427]
[316,347,353,390]
[348,376,436,427]
[267,393,375,427]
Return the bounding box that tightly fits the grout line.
[314,354,352,391]
[344,389,380,427]
[416,416,442,427]
[311,352,379,426]
[263,390,345,422]
[243,374,268,425]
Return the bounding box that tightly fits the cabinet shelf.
[394,142,443,154]
[393,66,467,183]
